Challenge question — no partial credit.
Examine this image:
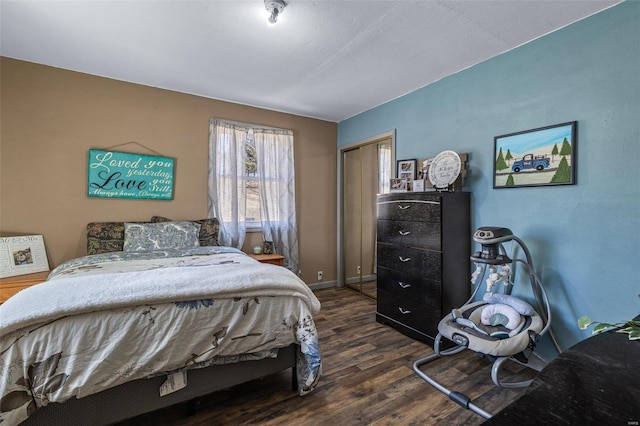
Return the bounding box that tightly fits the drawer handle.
[398,205,411,210]
[398,230,411,236]
[398,308,411,315]
[398,256,411,262]
[398,281,411,289]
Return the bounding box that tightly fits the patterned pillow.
[123,221,201,252]
[87,221,149,255]
[151,216,220,246]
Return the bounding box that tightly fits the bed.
[0,219,322,425]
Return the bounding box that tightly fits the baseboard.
[308,280,337,290]
[344,274,376,285]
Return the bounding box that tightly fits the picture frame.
[0,235,50,278]
[390,178,408,192]
[494,121,577,189]
[412,179,425,192]
[396,159,417,181]
[263,241,275,255]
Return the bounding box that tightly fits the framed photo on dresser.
[396,159,417,181]
[0,235,50,278]
[390,178,408,192]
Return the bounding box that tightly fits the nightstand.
[248,254,285,266]
[0,270,50,303]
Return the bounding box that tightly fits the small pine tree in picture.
[551,156,571,183]
[506,174,515,186]
[560,137,572,156]
[495,147,508,171]
[505,149,513,165]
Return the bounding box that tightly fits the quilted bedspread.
[0,247,321,426]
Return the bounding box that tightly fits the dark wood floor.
[123,287,535,425]
[345,279,376,299]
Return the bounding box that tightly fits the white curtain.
[253,128,299,274]
[378,142,392,194]
[208,119,249,248]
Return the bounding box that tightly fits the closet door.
[359,142,379,299]
[341,138,392,299]
[343,148,363,294]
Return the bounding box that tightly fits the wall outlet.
[317,271,323,281]
[357,265,361,274]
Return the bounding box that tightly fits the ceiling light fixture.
[264,0,286,25]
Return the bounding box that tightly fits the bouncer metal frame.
[412,228,562,419]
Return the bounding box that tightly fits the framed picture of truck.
[493,121,577,189]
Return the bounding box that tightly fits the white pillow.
[481,303,522,330]
[123,221,201,252]
[483,292,535,316]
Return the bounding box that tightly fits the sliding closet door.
[341,136,392,300]
[343,148,362,293]
[359,143,378,298]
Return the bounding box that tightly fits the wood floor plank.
[121,287,534,425]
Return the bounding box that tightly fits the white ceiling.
[0,0,622,122]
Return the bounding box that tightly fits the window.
[244,134,261,231]
[208,119,299,273]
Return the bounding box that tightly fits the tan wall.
[0,58,337,285]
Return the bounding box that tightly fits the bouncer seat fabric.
[437,298,543,357]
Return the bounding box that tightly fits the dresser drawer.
[377,243,441,280]
[377,198,441,223]
[377,219,441,250]
[377,266,441,302]
[377,289,441,337]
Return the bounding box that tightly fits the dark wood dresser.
[376,192,471,344]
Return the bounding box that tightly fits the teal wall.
[338,1,639,356]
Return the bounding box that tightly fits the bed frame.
[22,344,297,425]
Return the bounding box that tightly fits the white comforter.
[0,247,321,426]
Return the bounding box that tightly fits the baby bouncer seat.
[413,227,562,419]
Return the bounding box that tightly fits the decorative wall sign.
[428,150,462,190]
[0,235,50,278]
[420,153,468,191]
[88,149,175,200]
[494,122,576,189]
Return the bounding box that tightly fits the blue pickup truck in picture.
[512,153,550,172]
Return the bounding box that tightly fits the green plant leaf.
[592,323,611,334]
[577,316,592,330]
[577,315,640,340]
